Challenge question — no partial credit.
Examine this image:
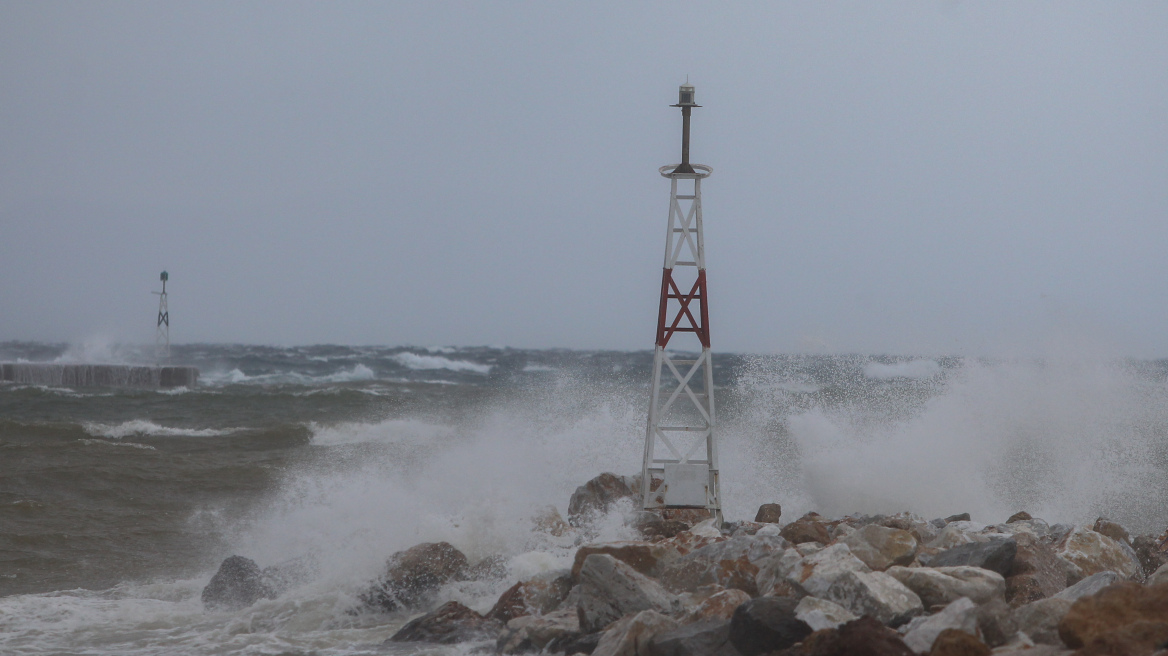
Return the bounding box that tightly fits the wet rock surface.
[649,619,739,656]
[886,565,1004,608]
[728,596,812,656]
[361,541,468,612]
[201,555,275,610]
[1053,525,1143,581]
[388,600,499,644]
[802,615,915,656]
[576,553,678,633]
[1004,532,1069,606]
[927,539,1017,577]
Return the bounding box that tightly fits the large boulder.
[885,566,1004,608]
[572,541,679,580]
[201,555,275,610]
[801,615,915,656]
[781,513,832,545]
[485,570,574,623]
[591,609,678,656]
[568,472,640,525]
[794,596,857,631]
[1052,570,1122,602]
[387,601,499,644]
[755,503,783,524]
[360,541,468,612]
[1004,533,1070,606]
[576,553,678,633]
[1053,525,1143,581]
[649,619,738,656]
[1057,580,1168,651]
[727,596,813,656]
[927,539,1016,577]
[901,597,979,653]
[823,569,923,626]
[1011,597,1073,645]
[842,524,919,571]
[658,534,788,595]
[496,607,580,654]
[1091,518,1130,545]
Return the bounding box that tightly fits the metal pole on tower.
[154,271,170,363]
[640,83,721,525]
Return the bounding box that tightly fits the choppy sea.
[2,341,1167,654]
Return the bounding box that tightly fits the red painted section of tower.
[655,268,710,348]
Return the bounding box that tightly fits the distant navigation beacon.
[640,83,721,524]
[154,271,170,362]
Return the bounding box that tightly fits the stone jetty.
[204,471,1168,655]
[0,363,198,388]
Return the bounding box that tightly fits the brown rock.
[1005,533,1070,606]
[803,615,915,656]
[928,628,991,656]
[842,524,919,571]
[782,514,832,545]
[1058,581,1168,651]
[659,535,788,595]
[568,472,639,525]
[361,541,468,611]
[485,573,573,623]
[388,600,500,644]
[1054,526,1143,581]
[1132,535,1168,578]
[1093,518,1131,545]
[756,504,783,524]
[1006,511,1033,523]
[572,541,677,580]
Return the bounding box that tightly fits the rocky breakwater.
[201,472,1168,656]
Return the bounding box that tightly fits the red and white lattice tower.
[640,83,721,524]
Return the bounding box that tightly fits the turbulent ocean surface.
[2,341,1168,654]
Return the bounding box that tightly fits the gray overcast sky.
[2,2,1167,355]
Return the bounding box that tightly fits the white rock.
[576,554,678,633]
[688,519,722,538]
[755,548,807,597]
[591,609,678,656]
[788,543,872,598]
[756,523,782,537]
[824,569,924,626]
[902,597,978,653]
[885,565,1005,607]
[794,596,857,631]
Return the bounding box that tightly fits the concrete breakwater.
[0,363,198,388]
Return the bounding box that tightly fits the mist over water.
[2,341,1167,654]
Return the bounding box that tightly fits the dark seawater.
[2,341,1167,654]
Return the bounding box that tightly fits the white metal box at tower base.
[663,463,709,507]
